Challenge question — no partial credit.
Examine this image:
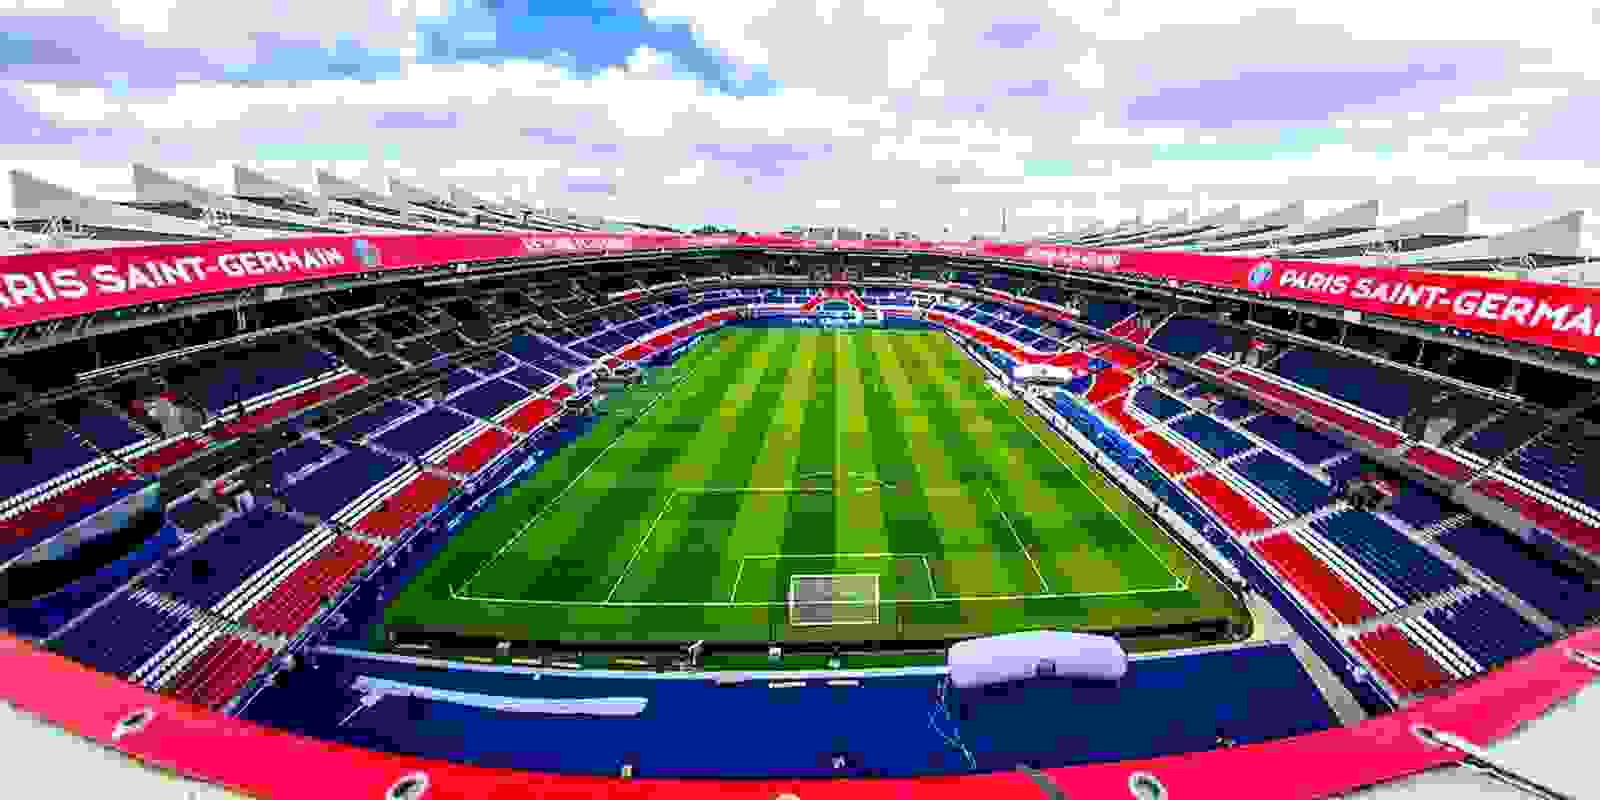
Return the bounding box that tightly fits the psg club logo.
[352,238,381,268]
[1247,261,1274,290]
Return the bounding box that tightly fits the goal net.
[788,573,880,626]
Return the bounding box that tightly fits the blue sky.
[210,1,778,95]
[3,0,1599,240]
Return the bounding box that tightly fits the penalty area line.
[453,583,1187,608]
[1002,396,1183,585]
[728,558,746,603]
[453,339,719,596]
[985,485,1052,594]
[606,490,679,603]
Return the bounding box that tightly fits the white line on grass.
[741,552,928,560]
[728,558,747,602]
[921,555,939,599]
[606,490,679,602]
[1002,394,1184,586]
[985,485,1052,593]
[453,337,723,597]
[452,583,1187,607]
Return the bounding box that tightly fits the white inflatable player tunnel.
[946,630,1128,689]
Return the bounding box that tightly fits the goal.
[788,573,880,626]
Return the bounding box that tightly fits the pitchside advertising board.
[3,231,1600,359]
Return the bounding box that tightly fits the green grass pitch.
[377,327,1247,647]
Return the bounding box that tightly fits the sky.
[2,0,1600,243]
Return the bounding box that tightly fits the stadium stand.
[1308,511,1461,602]
[450,379,528,422]
[1246,415,1346,466]
[1422,592,1548,669]
[1146,316,1231,359]
[1232,452,1332,515]
[352,474,458,539]
[1272,350,1432,422]
[327,399,417,441]
[150,510,315,608]
[1436,522,1598,627]
[372,408,475,459]
[277,450,401,519]
[241,535,381,636]
[2,212,1599,799]
[1186,473,1276,533]
[1171,414,1256,460]
[1252,533,1377,624]
[441,428,516,474]
[1132,386,1188,421]
[1348,626,1451,696]
[1078,300,1137,329]
[50,593,192,679]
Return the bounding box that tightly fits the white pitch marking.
[456,335,723,595]
[605,491,678,603]
[985,485,1052,593]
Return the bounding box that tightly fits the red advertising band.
[2,233,1599,358]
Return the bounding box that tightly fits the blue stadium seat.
[278,450,400,518]
[0,427,100,501]
[70,408,146,452]
[1132,387,1188,420]
[335,399,417,440]
[1079,301,1137,329]
[265,440,335,485]
[1311,511,1460,601]
[1509,444,1599,510]
[1147,317,1229,358]
[1172,414,1254,460]
[1234,451,1329,514]
[1245,415,1345,465]
[451,380,528,420]
[1424,593,1548,668]
[1436,524,1600,627]
[52,594,190,677]
[1213,396,1257,421]
[151,510,313,607]
[1274,349,1424,421]
[374,408,474,457]
[1387,483,1450,529]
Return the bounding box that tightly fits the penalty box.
[603,483,1074,606]
[570,484,1181,606]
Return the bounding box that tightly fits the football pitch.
[378,327,1248,647]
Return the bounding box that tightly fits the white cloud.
[663,161,708,186]
[7,1,1600,244]
[1437,87,1570,114]
[1064,48,1106,91]
[638,0,779,68]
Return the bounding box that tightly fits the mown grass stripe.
[774,332,842,605]
[473,329,773,601]
[630,329,812,622]
[909,333,1158,594]
[600,330,800,605]
[714,329,825,614]
[835,331,889,570]
[389,330,739,614]
[857,332,954,625]
[866,332,988,634]
[884,334,1032,593]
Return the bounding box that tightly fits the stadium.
[1,162,1597,798]
[5,7,1600,796]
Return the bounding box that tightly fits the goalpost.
[815,300,866,333]
[787,573,881,626]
